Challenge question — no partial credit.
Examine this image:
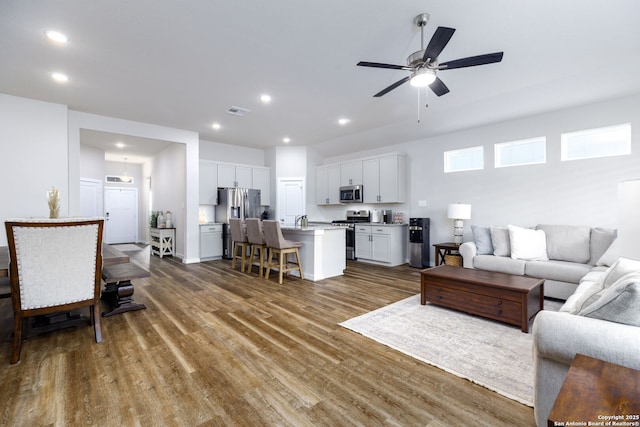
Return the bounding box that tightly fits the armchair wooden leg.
[93,304,103,343]
[11,313,23,364]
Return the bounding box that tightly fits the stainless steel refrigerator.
[215,188,261,259]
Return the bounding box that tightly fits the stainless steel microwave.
[339,185,363,203]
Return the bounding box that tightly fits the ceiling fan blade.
[439,52,504,70]
[357,61,411,70]
[429,77,450,97]
[423,27,456,62]
[373,76,411,97]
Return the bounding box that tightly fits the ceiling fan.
[357,13,504,98]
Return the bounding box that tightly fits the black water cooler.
[409,218,430,268]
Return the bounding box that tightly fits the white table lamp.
[447,203,472,245]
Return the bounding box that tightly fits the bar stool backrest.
[262,220,290,249]
[229,218,247,243]
[245,218,265,245]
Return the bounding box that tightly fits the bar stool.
[246,218,268,277]
[229,218,251,272]
[262,220,304,284]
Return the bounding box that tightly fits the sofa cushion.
[508,225,548,261]
[577,276,640,326]
[536,224,591,263]
[471,225,493,255]
[490,226,510,257]
[589,227,617,265]
[473,255,526,275]
[525,260,591,284]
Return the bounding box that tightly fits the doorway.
[104,187,138,244]
[277,178,305,227]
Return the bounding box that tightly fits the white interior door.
[79,178,103,217]
[277,178,305,227]
[104,187,138,244]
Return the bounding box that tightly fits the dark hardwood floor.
[0,248,535,426]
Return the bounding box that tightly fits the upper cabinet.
[252,166,271,206]
[340,161,363,186]
[316,153,406,205]
[316,164,341,205]
[199,161,218,205]
[218,164,252,188]
[362,154,406,203]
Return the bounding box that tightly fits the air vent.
[226,106,251,116]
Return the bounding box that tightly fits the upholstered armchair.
[4,218,104,364]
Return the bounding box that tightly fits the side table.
[150,227,175,258]
[433,242,460,266]
[547,354,640,426]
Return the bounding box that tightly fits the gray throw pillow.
[577,279,640,326]
[589,227,617,265]
[490,226,510,257]
[472,225,493,255]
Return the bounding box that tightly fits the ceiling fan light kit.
[410,68,436,87]
[357,12,504,98]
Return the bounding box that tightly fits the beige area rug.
[339,294,563,406]
[110,244,143,252]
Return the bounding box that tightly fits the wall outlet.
[418,200,427,207]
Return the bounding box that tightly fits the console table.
[150,227,175,258]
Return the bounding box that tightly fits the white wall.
[79,144,106,180]
[200,140,265,165]
[0,94,69,246]
[152,144,186,257]
[312,93,640,249]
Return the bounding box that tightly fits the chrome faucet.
[295,215,303,228]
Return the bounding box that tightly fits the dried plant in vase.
[47,186,60,218]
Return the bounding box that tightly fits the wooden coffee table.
[420,265,544,333]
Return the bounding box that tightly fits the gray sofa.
[459,224,616,300]
[532,256,640,426]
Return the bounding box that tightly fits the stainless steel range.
[332,209,370,260]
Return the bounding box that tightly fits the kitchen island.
[280,225,346,282]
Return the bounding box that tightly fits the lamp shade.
[617,179,640,261]
[447,203,471,220]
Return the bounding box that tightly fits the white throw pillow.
[508,225,548,261]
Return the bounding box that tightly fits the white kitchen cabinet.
[252,166,271,206]
[362,154,406,203]
[218,164,252,188]
[199,161,218,205]
[200,223,223,260]
[340,160,363,186]
[315,164,341,205]
[355,224,407,267]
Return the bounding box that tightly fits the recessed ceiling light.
[116,142,125,148]
[50,72,69,82]
[212,123,221,130]
[260,94,272,104]
[338,118,351,125]
[282,137,290,143]
[44,30,69,44]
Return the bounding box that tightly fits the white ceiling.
[2,1,640,161]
